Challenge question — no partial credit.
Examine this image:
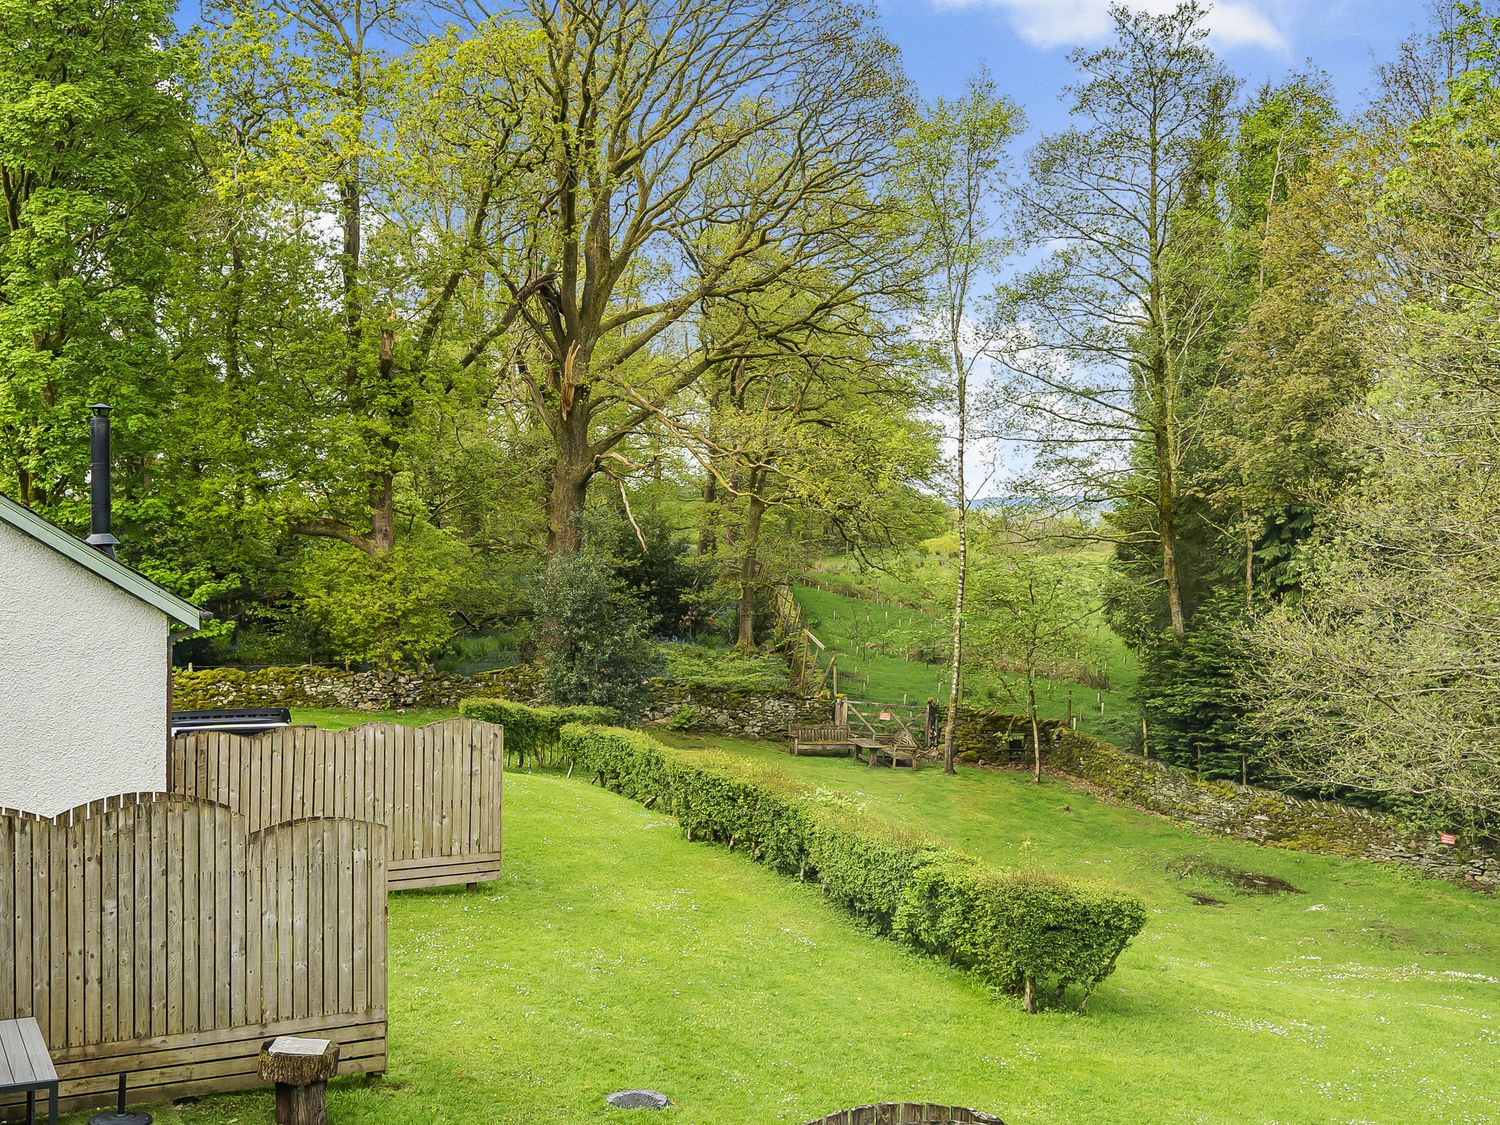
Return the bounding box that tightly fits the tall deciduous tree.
[190,0,538,559]
[1246,5,1500,831]
[690,291,938,648]
[995,1,1235,642]
[456,0,907,556]
[897,71,1020,774]
[0,0,192,524]
[1202,73,1342,614]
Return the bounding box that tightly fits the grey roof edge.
[0,493,203,630]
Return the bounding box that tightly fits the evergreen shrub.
[459,698,618,766]
[562,723,1147,1010]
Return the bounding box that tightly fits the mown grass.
[94,734,1499,1125]
[288,706,459,730]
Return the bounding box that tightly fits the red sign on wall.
[1439,832,1458,846]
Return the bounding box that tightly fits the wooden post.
[260,1036,339,1125]
[1141,715,1150,759]
[1065,691,1073,728]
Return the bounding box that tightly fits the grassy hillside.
[658,731,1500,1123]
[794,549,1140,745]
[121,747,1499,1125]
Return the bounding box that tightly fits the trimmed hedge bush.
[459,698,618,766]
[562,723,1148,1011]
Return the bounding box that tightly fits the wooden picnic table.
[853,736,917,769]
[0,1018,58,1125]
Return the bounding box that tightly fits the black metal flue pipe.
[85,403,119,559]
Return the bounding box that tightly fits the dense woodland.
[2,0,1498,832]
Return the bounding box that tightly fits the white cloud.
[934,0,1290,52]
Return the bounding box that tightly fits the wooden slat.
[0,795,389,1120]
[0,821,13,1023]
[99,810,116,1044]
[66,814,85,1049]
[30,821,49,1035]
[167,720,503,889]
[181,803,198,1035]
[141,805,159,1039]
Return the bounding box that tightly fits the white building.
[0,494,200,815]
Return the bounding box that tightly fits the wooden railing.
[0,794,387,1120]
[169,718,503,890]
[771,585,841,697]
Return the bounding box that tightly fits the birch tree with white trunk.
[896,70,1020,774]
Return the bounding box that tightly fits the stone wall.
[948,707,1497,889]
[171,662,823,737]
[643,683,831,739]
[171,664,501,712]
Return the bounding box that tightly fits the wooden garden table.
[0,1018,58,1124]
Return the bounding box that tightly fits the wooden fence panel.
[0,794,386,1121]
[169,718,504,890]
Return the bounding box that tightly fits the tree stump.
[258,1037,339,1125]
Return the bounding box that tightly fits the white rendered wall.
[0,519,170,815]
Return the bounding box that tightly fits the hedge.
[562,723,1148,1011]
[458,698,618,766]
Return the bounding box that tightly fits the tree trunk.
[1162,521,1185,638]
[1244,518,1255,617]
[1155,420,1186,639]
[698,471,718,556]
[1028,672,1042,783]
[941,344,968,775]
[547,408,594,556]
[369,469,396,555]
[736,484,767,649]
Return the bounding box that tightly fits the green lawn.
[289,706,459,729]
[94,735,1499,1125]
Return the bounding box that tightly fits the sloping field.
[112,756,1499,1125]
[793,577,1139,745]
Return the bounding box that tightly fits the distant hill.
[969,495,1112,518]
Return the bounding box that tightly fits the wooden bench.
[883,738,919,769]
[788,723,855,757]
[0,1018,58,1125]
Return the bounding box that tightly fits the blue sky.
[878,0,1429,136]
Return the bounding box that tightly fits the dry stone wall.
[171,663,826,737]
[171,664,502,712]
[643,683,830,738]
